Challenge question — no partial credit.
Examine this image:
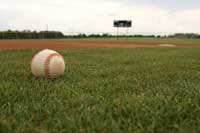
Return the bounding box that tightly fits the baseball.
[31,49,65,79]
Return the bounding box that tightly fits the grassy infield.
[1,38,200,132]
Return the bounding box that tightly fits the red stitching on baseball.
[44,53,61,79]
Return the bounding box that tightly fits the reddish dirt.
[0,40,199,50]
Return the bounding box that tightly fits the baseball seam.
[44,53,61,79]
[31,49,47,71]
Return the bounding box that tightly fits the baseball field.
[0,38,200,49]
[1,38,200,132]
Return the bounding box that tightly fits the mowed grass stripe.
[0,48,200,132]
[60,37,200,45]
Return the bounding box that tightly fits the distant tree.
[0,30,65,39]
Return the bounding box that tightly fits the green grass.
[1,48,200,132]
[61,37,200,45]
[2,37,200,45]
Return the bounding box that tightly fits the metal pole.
[126,27,129,40]
[117,27,119,40]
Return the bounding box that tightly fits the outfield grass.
[62,37,200,45]
[2,37,200,45]
[1,48,200,132]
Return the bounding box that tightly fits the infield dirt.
[0,40,200,49]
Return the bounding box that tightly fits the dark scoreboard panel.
[114,20,132,28]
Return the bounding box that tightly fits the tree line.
[0,30,200,39]
[0,30,64,39]
[168,33,200,39]
[65,33,157,38]
[66,33,200,39]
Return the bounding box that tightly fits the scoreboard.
[114,20,132,28]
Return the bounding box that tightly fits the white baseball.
[31,49,65,79]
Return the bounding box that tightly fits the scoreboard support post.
[116,27,119,40]
[113,20,132,40]
[126,27,129,40]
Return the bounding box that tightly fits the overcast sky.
[0,0,200,34]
